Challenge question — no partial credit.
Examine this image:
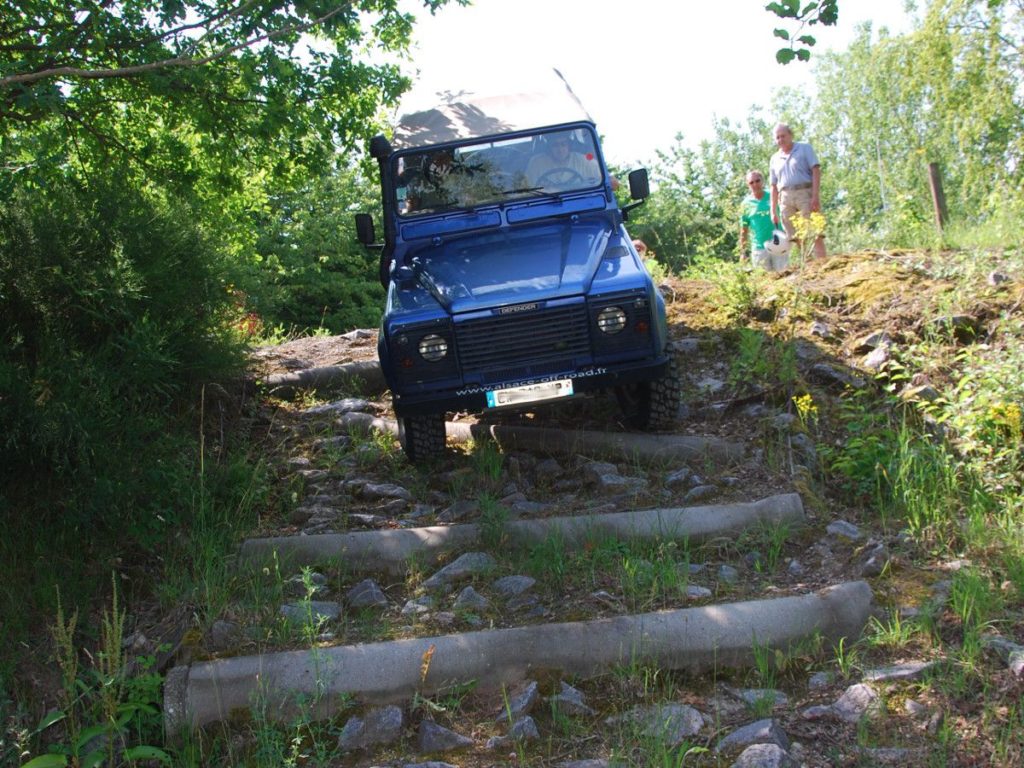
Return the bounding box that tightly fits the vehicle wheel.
[398,413,447,463]
[615,355,682,431]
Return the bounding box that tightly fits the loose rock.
[715,718,790,753]
[417,720,473,754]
[486,716,539,749]
[718,565,740,584]
[437,499,479,523]
[422,553,497,591]
[279,600,340,625]
[852,330,892,354]
[810,321,830,338]
[807,671,832,690]
[535,458,564,479]
[492,575,536,597]
[862,345,891,372]
[548,681,595,717]
[730,743,797,768]
[361,482,412,501]
[346,579,388,609]
[832,683,881,723]
[859,543,890,577]
[338,705,404,751]
[452,586,489,612]
[303,398,374,415]
[206,620,241,653]
[283,571,328,598]
[983,635,1024,678]
[808,363,866,390]
[684,484,718,503]
[665,467,692,488]
[581,461,618,484]
[988,270,1010,286]
[826,520,862,541]
[606,704,703,747]
[862,660,935,683]
[494,680,540,722]
[401,597,434,616]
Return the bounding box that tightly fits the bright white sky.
[397,0,917,165]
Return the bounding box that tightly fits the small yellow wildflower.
[988,402,1023,440]
[793,393,819,429]
[789,211,827,265]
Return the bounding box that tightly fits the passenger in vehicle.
[403,149,456,213]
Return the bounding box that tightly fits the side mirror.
[355,213,376,245]
[628,168,650,200]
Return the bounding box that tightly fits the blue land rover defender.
[356,78,680,462]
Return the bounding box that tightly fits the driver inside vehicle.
[525,131,603,191]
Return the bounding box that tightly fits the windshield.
[394,127,605,217]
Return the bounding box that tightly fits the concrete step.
[241,493,806,574]
[339,411,746,465]
[165,580,874,733]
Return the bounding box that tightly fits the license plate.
[486,378,574,408]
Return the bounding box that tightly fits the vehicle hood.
[411,219,614,314]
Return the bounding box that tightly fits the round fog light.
[418,333,448,361]
[597,306,627,334]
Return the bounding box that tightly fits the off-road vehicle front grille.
[455,303,590,374]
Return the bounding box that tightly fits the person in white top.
[769,123,826,260]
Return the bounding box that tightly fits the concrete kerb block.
[163,666,191,743]
[338,411,745,466]
[238,493,807,574]
[263,361,387,400]
[164,580,874,732]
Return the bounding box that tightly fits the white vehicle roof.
[392,68,593,150]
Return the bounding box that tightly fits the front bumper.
[391,356,668,418]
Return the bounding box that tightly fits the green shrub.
[250,168,385,334]
[0,174,246,538]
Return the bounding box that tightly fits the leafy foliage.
[640,1,1024,266]
[22,584,169,768]
[815,1,1024,244]
[630,109,776,268]
[0,1,446,183]
[251,165,386,334]
[766,0,840,62]
[0,175,244,485]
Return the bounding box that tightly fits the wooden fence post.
[928,162,948,230]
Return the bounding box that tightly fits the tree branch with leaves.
[766,0,839,62]
[0,0,462,191]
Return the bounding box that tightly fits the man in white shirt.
[769,123,826,260]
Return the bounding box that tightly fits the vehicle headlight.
[596,306,627,334]
[418,333,449,361]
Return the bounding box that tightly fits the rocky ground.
[169,251,1023,766]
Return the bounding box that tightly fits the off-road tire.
[615,354,682,431]
[398,413,446,463]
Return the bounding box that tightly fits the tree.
[630,108,779,268]
[251,163,385,334]
[812,1,1023,240]
[1,1,461,192]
